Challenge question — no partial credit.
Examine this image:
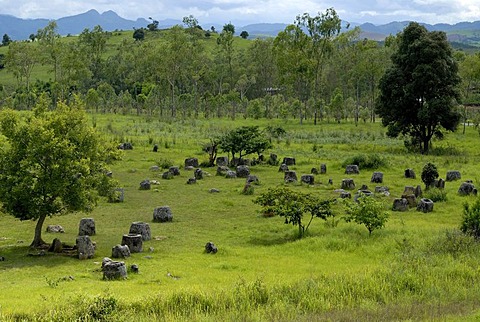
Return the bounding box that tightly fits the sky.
[0,0,479,26]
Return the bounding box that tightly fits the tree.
[376,22,461,154]
[133,28,145,41]
[343,193,389,235]
[421,162,439,190]
[254,187,333,238]
[147,17,159,31]
[2,33,12,46]
[0,96,119,247]
[218,126,271,161]
[5,41,39,92]
[240,31,249,39]
[223,23,235,35]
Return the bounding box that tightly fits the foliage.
[424,187,448,202]
[343,193,389,235]
[133,28,145,41]
[218,126,271,161]
[376,22,461,154]
[341,153,387,170]
[254,187,333,237]
[421,162,439,190]
[461,198,480,239]
[240,31,249,39]
[2,33,12,46]
[0,96,118,247]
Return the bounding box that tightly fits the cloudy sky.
[1,0,479,26]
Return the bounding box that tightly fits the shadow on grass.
[0,244,80,270]
[248,233,298,246]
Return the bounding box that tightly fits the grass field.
[1,114,480,321]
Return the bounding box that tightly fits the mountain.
[0,9,180,40]
[1,10,479,48]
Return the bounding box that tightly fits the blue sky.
[1,0,479,25]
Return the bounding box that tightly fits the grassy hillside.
[1,114,480,320]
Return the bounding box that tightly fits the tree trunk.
[31,213,47,248]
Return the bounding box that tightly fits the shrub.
[343,193,389,235]
[157,158,174,169]
[421,162,439,189]
[341,153,387,170]
[424,187,447,202]
[461,199,480,239]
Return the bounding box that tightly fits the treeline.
[1,8,480,123]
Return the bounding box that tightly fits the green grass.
[2,115,480,320]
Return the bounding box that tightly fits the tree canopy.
[0,95,119,247]
[218,126,271,162]
[376,22,461,154]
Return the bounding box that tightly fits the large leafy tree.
[376,22,461,154]
[218,126,271,161]
[0,95,119,247]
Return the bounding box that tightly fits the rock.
[458,182,478,196]
[153,144,158,152]
[187,177,197,184]
[112,244,131,258]
[403,186,415,195]
[340,191,351,199]
[434,178,445,189]
[78,218,95,236]
[301,174,315,185]
[46,225,65,233]
[102,257,113,269]
[246,175,259,184]
[105,171,113,177]
[282,157,296,166]
[153,206,173,222]
[216,156,229,167]
[311,168,319,175]
[328,178,333,185]
[375,186,389,194]
[162,171,173,180]
[345,165,360,175]
[76,235,95,260]
[415,185,423,198]
[0,256,5,261]
[217,166,230,176]
[402,194,417,208]
[130,264,139,274]
[194,168,204,180]
[205,242,218,254]
[341,179,356,190]
[129,222,151,241]
[209,188,220,193]
[284,171,298,183]
[417,198,434,213]
[231,158,250,166]
[139,179,151,190]
[320,164,327,174]
[404,168,416,179]
[185,166,195,171]
[446,170,461,182]
[49,238,63,253]
[278,164,289,172]
[393,198,409,212]
[185,158,199,168]
[360,184,369,190]
[103,261,127,280]
[150,165,160,172]
[225,170,237,179]
[268,153,278,165]
[169,166,180,176]
[117,142,133,150]
[121,234,143,253]
[236,165,250,178]
[371,172,383,183]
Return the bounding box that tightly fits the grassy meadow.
[1,114,480,321]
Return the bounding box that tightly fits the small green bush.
[421,162,439,189]
[461,199,480,239]
[157,158,174,169]
[341,153,387,170]
[424,187,447,202]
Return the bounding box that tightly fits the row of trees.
[1,9,479,153]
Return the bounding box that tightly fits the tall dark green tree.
[376,22,461,154]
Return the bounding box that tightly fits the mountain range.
[1,9,480,47]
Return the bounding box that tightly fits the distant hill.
[0,9,179,40]
[1,10,479,48]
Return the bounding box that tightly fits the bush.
[461,199,480,239]
[157,158,174,169]
[341,154,387,170]
[421,162,439,189]
[424,187,447,202]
